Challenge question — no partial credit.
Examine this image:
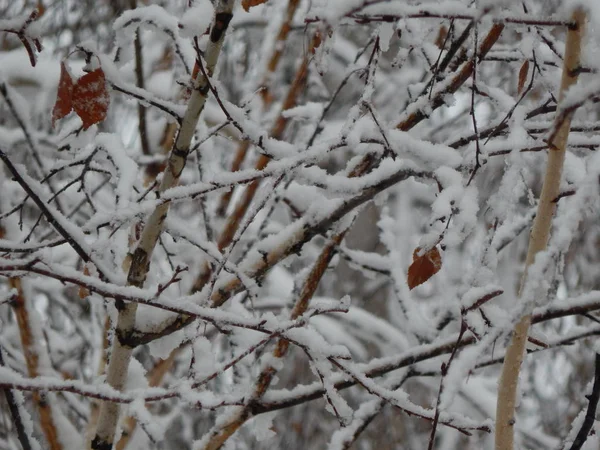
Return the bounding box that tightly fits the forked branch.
[91,2,235,449]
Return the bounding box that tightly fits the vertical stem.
[91,3,235,449]
[133,21,150,156]
[85,317,110,448]
[10,277,62,450]
[0,345,34,450]
[568,353,600,450]
[495,9,586,450]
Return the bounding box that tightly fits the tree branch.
[495,9,586,450]
[568,353,600,450]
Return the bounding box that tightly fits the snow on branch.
[0,1,599,449]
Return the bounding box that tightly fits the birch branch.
[495,9,586,450]
[91,2,235,449]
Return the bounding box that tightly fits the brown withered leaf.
[435,25,448,49]
[242,0,267,12]
[407,246,442,290]
[72,68,110,130]
[37,1,46,16]
[52,62,74,127]
[517,60,530,95]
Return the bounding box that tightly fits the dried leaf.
[242,0,267,12]
[72,68,110,130]
[435,25,448,49]
[517,60,530,95]
[37,1,46,16]
[51,62,74,127]
[407,246,442,290]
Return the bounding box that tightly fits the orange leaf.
[407,246,442,290]
[52,62,74,127]
[37,0,46,16]
[242,0,267,12]
[517,60,529,95]
[72,68,110,130]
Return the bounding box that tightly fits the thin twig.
[568,353,600,450]
[0,346,33,450]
